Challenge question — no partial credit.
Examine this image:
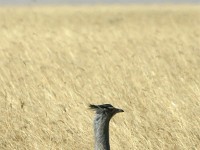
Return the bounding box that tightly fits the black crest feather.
[89,104,113,110]
[89,104,99,110]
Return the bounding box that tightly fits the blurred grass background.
[0,5,200,150]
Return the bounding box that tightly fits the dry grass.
[0,5,200,150]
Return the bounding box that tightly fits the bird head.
[89,104,124,121]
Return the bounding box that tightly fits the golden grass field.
[0,5,200,150]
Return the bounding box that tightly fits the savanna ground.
[0,5,200,150]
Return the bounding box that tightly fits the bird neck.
[94,115,110,150]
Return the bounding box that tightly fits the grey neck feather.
[94,114,111,150]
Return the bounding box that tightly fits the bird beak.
[116,108,124,113]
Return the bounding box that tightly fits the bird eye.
[108,107,114,110]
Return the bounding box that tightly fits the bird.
[89,104,124,150]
